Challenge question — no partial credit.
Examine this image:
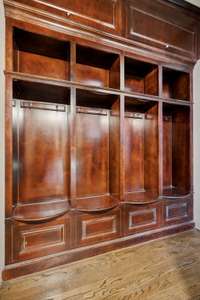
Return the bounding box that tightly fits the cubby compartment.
[12,80,70,221]
[125,57,158,96]
[75,45,120,89]
[73,89,120,211]
[13,80,70,104]
[163,67,190,101]
[163,103,190,197]
[124,98,159,203]
[13,28,70,80]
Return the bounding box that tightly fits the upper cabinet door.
[19,0,122,34]
[125,0,198,59]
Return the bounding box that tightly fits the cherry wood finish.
[125,0,199,60]
[6,215,72,264]
[124,99,159,203]
[3,0,198,280]
[163,104,190,197]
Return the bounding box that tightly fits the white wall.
[0,0,5,283]
[185,0,200,8]
[193,61,200,229]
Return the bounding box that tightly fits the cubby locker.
[72,89,121,212]
[12,80,70,222]
[163,67,190,101]
[75,45,120,89]
[13,28,70,80]
[163,103,190,197]
[125,57,158,96]
[124,97,159,203]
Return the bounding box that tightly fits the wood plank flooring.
[1,229,200,300]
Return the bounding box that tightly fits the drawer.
[6,215,71,264]
[164,199,193,225]
[76,208,121,247]
[16,0,121,34]
[123,202,162,235]
[125,0,198,59]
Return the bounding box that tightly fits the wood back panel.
[16,51,69,80]
[109,100,120,197]
[76,108,109,198]
[13,101,69,203]
[125,114,145,193]
[172,109,190,192]
[144,105,158,193]
[163,116,173,189]
[75,64,109,88]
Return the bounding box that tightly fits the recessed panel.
[13,101,69,203]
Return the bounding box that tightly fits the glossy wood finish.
[75,45,120,89]
[3,0,197,280]
[76,208,121,247]
[163,104,190,196]
[124,99,159,203]
[11,0,122,34]
[6,215,71,264]
[13,100,70,204]
[125,58,158,95]
[125,0,199,60]
[13,28,70,80]
[2,230,200,300]
[163,67,190,101]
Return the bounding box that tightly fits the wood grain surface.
[1,229,200,300]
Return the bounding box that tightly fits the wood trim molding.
[2,222,194,280]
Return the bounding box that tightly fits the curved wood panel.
[124,191,159,204]
[74,195,119,213]
[13,201,70,222]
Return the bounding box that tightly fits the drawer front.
[124,203,162,235]
[9,216,71,263]
[77,209,121,246]
[126,0,197,58]
[17,0,121,34]
[164,199,193,225]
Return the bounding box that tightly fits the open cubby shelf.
[163,103,190,197]
[124,97,159,203]
[13,80,70,104]
[12,81,70,218]
[75,45,120,89]
[125,57,158,96]
[13,28,70,80]
[12,28,191,104]
[73,89,120,211]
[12,27,191,207]
[163,67,190,101]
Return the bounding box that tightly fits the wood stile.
[3,0,198,280]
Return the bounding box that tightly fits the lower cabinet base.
[3,221,194,281]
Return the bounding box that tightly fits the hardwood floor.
[1,229,200,300]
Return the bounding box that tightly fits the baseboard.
[2,221,194,281]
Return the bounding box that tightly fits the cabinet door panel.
[16,0,121,34]
[8,216,71,263]
[126,0,197,58]
[164,198,193,225]
[124,202,162,235]
[77,209,121,246]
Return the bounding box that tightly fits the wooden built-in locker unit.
[3,0,198,280]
